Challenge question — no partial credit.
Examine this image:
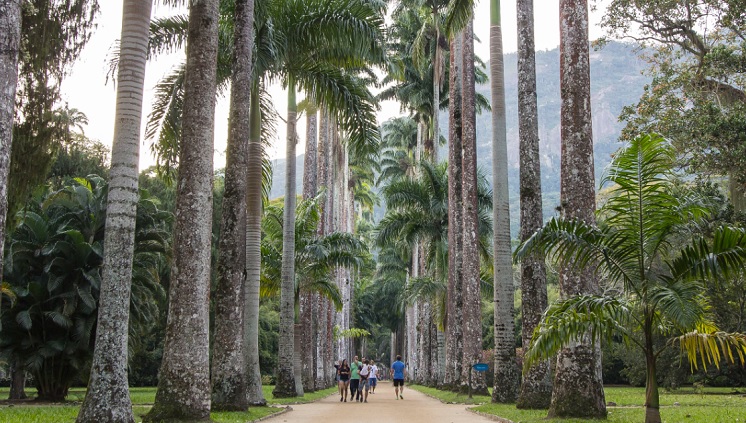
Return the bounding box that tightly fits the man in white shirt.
[368,359,379,394]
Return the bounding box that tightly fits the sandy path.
[264,381,494,423]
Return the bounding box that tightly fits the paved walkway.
[264,381,494,423]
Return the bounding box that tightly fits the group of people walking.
[335,354,408,403]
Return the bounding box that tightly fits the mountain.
[270,42,651,235]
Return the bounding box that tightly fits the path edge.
[253,405,291,422]
[466,407,516,423]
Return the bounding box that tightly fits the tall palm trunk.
[0,0,21,288]
[145,0,219,420]
[315,108,331,390]
[489,0,518,403]
[300,107,318,392]
[274,79,299,398]
[445,31,464,389]
[245,83,266,406]
[3,1,23,402]
[431,7,441,164]
[77,2,152,421]
[460,19,487,395]
[211,0,254,410]
[549,0,606,418]
[643,313,661,423]
[515,0,551,409]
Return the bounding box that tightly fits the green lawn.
[411,385,746,423]
[0,385,337,423]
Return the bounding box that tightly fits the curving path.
[264,381,495,423]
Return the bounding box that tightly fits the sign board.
[472,363,489,372]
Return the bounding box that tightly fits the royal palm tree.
[145,0,220,419]
[77,2,153,422]
[518,134,746,423]
[0,0,21,289]
[269,0,384,397]
[550,0,605,417]
[211,0,255,411]
[515,0,551,409]
[489,0,518,403]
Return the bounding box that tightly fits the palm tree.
[269,0,385,397]
[145,0,220,420]
[518,134,746,423]
[515,0,551,409]
[0,0,22,319]
[488,0,518,403]
[211,0,254,411]
[76,2,152,421]
[550,0,606,417]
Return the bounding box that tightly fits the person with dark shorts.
[390,354,407,400]
[338,359,350,402]
[350,355,362,402]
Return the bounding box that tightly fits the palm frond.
[672,328,746,372]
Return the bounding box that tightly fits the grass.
[411,385,746,423]
[0,385,337,423]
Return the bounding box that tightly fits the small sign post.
[468,363,489,401]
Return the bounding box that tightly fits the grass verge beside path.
[0,385,337,423]
[412,385,746,423]
[410,384,491,404]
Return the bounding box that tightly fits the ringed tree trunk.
[8,355,27,400]
[274,78,299,398]
[145,0,220,420]
[445,30,464,389]
[244,82,266,406]
[460,18,488,395]
[315,108,331,390]
[431,6,441,164]
[77,1,152,421]
[300,106,318,392]
[644,315,661,423]
[549,0,606,418]
[211,0,255,411]
[489,0,519,403]
[0,0,21,283]
[515,0,551,409]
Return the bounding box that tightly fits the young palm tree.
[77,2,153,421]
[515,0,551,409]
[145,0,220,420]
[489,0,518,402]
[518,134,746,423]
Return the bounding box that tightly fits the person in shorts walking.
[350,355,362,402]
[368,359,378,394]
[390,355,407,400]
[337,359,350,402]
[359,358,371,402]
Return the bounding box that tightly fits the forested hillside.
[271,41,649,234]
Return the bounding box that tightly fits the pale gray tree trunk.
[315,108,331,390]
[515,0,552,409]
[445,31,464,389]
[0,0,20,290]
[300,107,318,392]
[431,6,441,164]
[145,0,219,420]
[550,0,606,418]
[245,84,266,406]
[460,19,488,395]
[77,2,151,421]
[274,80,299,398]
[211,0,254,410]
[730,178,746,213]
[489,0,519,403]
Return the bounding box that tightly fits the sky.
[60,1,609,171]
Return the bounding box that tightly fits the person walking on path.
[350,355,362,402]
[338,359,351,402]
[359,358,371,403]
[368,359,378,394]
[391,355,407,400]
